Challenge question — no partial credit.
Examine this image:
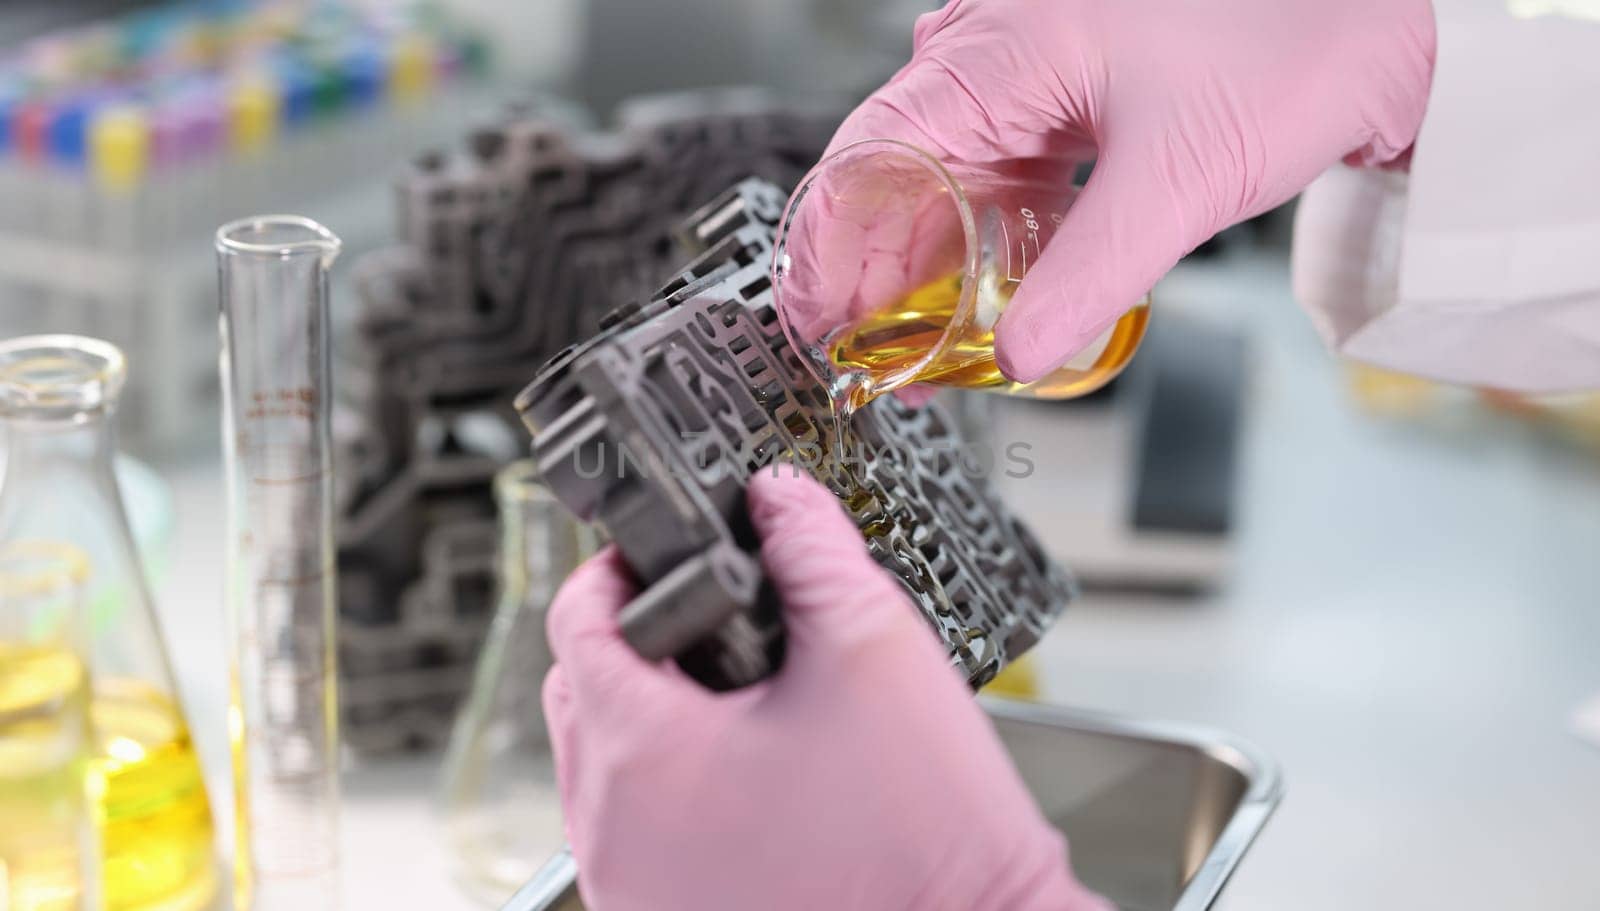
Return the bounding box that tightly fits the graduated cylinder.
[216,216,342,911]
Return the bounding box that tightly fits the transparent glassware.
[773,138,1152,418]
[439,460,599,906]
[0,335,217,911]
[0,540,101,911]
[216,216,342,911]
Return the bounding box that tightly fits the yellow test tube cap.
[228,75,281,156]
[388,33,437,104]
[90,105,150,194]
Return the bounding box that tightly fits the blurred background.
[0,1,1596,909]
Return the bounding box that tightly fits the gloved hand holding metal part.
[542,470,1112,911]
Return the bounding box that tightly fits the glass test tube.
[216,216,341,911]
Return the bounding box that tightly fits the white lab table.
[150,251,1600,910]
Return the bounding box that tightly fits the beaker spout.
[217,215,341,265]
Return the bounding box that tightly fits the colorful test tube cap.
[148,98,187,169]
[48,94,94,170]
[182,85,227,161]
[341,44,384,109]
[387,33,436,103]
[0,86,17,156]
[15,102,51,164]
[276,56,318,126]
[227,72,280,155]
[89,104,149,192]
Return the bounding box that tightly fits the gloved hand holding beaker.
[774,0,1435,407]
[541,470,1110,911]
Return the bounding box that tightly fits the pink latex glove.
[542,470,1109,911]
[821,0,1436,384]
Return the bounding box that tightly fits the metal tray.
[502,700,1282,911]
[986,700,1281,911]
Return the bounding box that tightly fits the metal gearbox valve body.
[335,91,840,750]
[516,179,1076,690]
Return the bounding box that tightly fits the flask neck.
[498,499,560,602]
[498,506,532,593]
[492,460,573,610]
[1,404,135,537]
[2,407,119,477]
[0,335,125,488]
[495,492,579,611]
[1,409,124,530]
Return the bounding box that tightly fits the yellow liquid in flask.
[829,271,1150,409]
[1,648,216,911]
[94,680,216,911]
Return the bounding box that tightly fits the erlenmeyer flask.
[0,335,217,911]
[438,460,598,906]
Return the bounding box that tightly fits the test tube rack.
[334,90,842,751]
[0,0,494,455]
[516,179,1076,690]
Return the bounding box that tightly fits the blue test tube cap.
[276,55,317,127]
[0,83,20,157]
[48,93,94,170]
[340,42,384,109]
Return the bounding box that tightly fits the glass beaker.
[772,139,1152,416]
[438,460,598,906]
[216,216,342,911]
[0,336,217,911]
[0,540,101,911]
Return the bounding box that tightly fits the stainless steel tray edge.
[979,698,1284,911]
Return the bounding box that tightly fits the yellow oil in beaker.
[830,271,1150,410]
[1,655,215,911]
[0,643,96,911]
